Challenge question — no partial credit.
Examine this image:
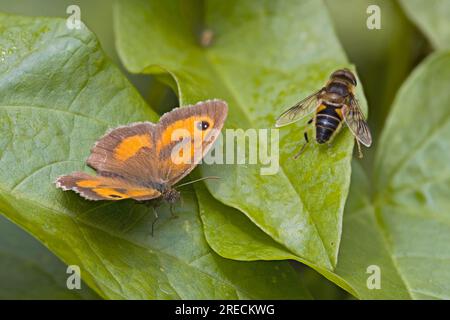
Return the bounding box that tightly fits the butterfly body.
[56,99,228,202]
[160,188,181,204]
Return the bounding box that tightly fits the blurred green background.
[0,0,431,299]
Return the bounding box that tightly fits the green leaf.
[195,162,408,299]
[115,0,367,271]
[0,215,99,299]
[371,51,450,299]
[195,178,359,298]
[400,0,450,50]
[329,162,412,299]
[0,13,310,299]
[196,51,450,299]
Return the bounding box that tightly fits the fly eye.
[196,121,210,131]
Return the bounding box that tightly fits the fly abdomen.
[316,125,334,144]
[315,106,342,144]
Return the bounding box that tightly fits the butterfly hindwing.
[55,172,161,201]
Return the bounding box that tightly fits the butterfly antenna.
[174,176,220,189]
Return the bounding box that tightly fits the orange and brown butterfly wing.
[55,172,161,201]
[86,122,163,184]
[155,99,228,185]
[56,99,227,201]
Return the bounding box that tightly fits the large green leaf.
[400,0,450,50]
[0,13,310,299]
[195,163,408,299]
[115,0,367,271]
[0,215,99,299]
[371,51,450,299]
[195,51,450,299]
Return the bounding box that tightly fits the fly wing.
[275,89,323,127]
[343,97,372,147]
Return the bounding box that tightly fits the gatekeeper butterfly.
[56,100,228,206]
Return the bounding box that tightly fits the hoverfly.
[275,68,372,158]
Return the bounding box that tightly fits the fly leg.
[356,139,363,158]
[293,132,309,159]
[293,119,313,159]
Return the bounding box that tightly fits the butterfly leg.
[140,199,162,237]
[169,203,178,219]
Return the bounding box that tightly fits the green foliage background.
[0,0,448,300]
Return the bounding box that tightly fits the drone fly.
[275,68,372,158]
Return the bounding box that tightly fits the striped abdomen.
[315,105,343,144]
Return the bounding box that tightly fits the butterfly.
[55,99,228,206]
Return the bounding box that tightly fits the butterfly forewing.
[155,99,228,185]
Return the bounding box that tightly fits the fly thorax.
[324,92,345,105]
